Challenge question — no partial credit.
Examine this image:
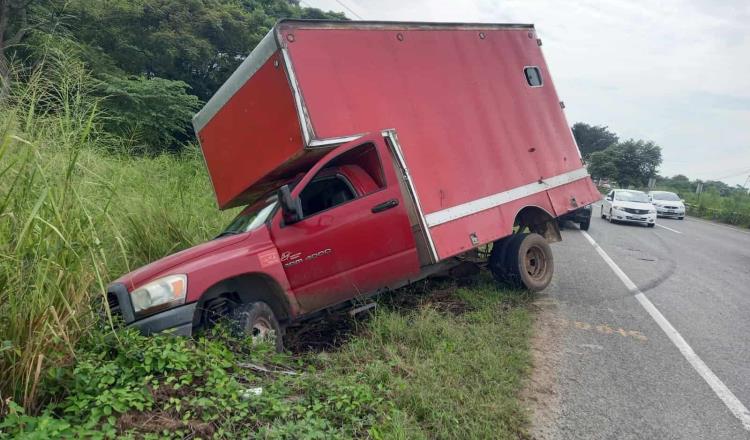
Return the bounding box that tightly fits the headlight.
[131,274,187,317]
[649,209,656,214]
[613,205,624,210]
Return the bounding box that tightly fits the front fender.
[178,227,298,316]
[107,227,298,334]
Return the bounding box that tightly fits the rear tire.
[579,219,591,231]
[489,233,553,292]
[647,223,655,228]
[231,301,283,352]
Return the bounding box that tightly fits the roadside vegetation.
[1,37,534,440]
[574,123,750,228]
[1,280,532,439]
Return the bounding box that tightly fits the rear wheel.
[231,301,283,352]
[489,233,554,292]
[579,218,591,231]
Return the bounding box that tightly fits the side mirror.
[278,184,302,225]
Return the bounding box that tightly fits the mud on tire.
[231,301,284,352]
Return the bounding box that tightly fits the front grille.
[664,206,679,210]
[623,208,649,215]
[107,291,121,317]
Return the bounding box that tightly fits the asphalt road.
[530,202,750,439]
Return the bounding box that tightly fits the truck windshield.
[651,192,680,201]
[218,199,277,237]
[614,191,650,203]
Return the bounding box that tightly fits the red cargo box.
[194,20,600,260]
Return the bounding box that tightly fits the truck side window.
[300,175,356,217]
[524,66,543,87]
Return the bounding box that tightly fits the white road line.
[656,224,682,234]
[580,230,750,431]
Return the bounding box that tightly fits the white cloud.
[304,0,750,185]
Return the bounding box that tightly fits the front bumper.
[656,207,685,218]
[611,209,656,224]
[107,282,196,336]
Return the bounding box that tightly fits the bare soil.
[522,293,567,440]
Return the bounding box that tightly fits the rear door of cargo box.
[279,21,600,260]
[193,33,306,210]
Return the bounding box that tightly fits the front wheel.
[231,301,283,352]
[489,233,554,292]
[600,206,606,219]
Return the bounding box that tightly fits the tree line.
[574,122,747,196]
[572,122,663,188]
[0,0,344,154]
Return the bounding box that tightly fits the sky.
[303,0,750,187]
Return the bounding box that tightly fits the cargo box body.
[194,20,600,261]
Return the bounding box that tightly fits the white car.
[601,189,657,227]
[648,190,685,219]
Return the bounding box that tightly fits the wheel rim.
[251,317,274,344]
[524,245,548,281]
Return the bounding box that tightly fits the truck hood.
[114,233,249,291]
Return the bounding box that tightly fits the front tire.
[601,206,606,219]
[489,233,554,292]
[608,209,616,224]
[231,301,283,352]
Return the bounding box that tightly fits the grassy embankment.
[1,58,534,438]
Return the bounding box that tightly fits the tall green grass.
[0,54,233,411]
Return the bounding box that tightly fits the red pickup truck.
[107,20,600,348]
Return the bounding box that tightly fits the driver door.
[270,134,420,313]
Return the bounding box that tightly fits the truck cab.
[108,135,423,342]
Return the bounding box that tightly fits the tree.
[9,0,345,152]
[587,150,617,180]
[97,75,201,154]
[572,122,619,159]
[66,0,345,102]
[608,139,663,187]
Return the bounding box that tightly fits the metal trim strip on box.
[424,167,591,227]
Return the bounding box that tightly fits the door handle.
[372,199,399,213]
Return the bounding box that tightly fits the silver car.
[648,191,686,220]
